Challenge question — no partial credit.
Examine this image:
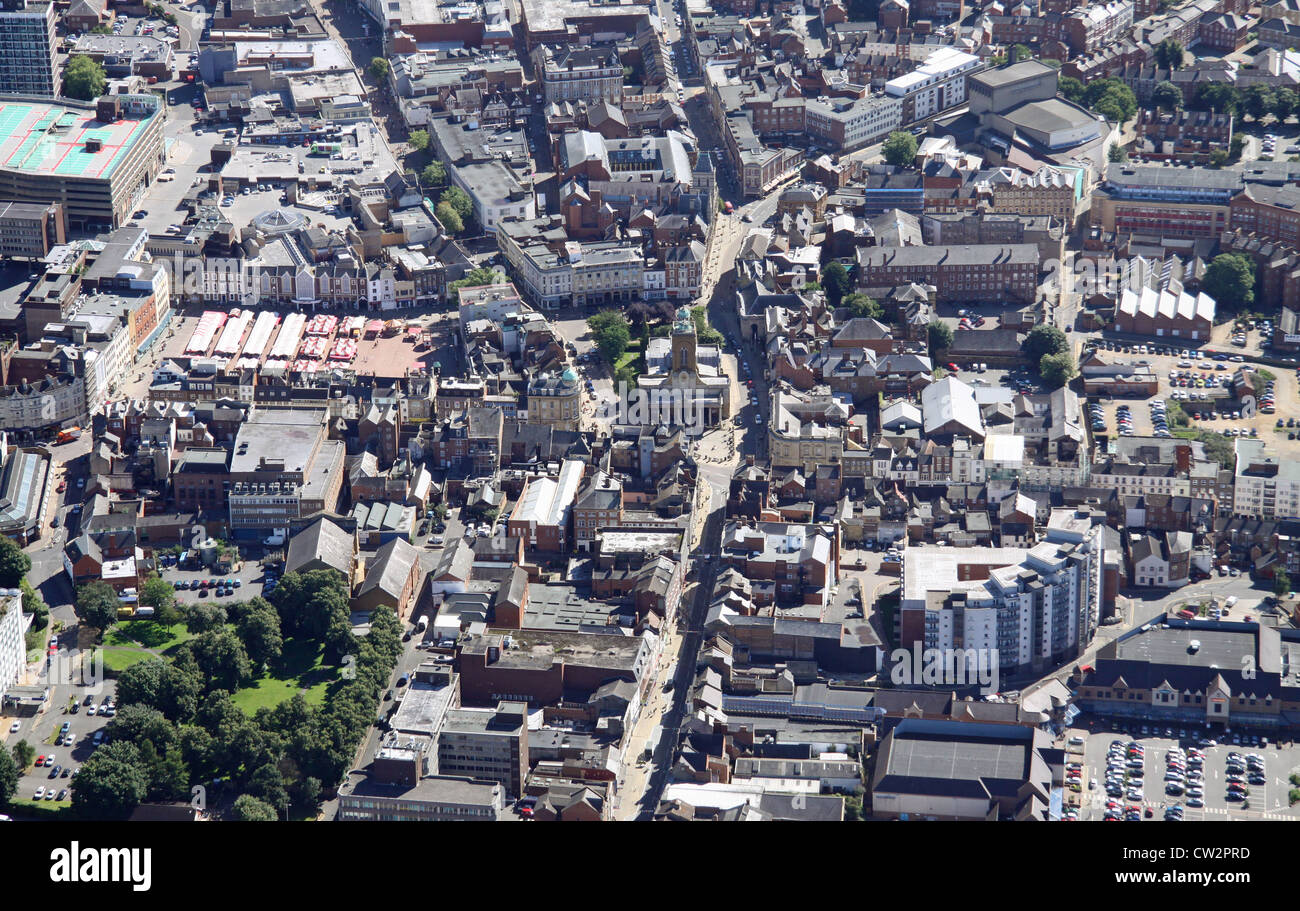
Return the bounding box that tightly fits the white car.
[8,721,18,733]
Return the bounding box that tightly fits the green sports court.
[0,99,151,181]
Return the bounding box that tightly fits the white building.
[899,523,1104,677]
[1234,438,1300,519]
[0,589,29,698]
[805,94,904,153]
[885,47,982,123]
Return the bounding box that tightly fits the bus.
[310,142,342,156]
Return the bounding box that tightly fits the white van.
[1224,596,1239,610]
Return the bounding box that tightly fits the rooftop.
[0,97,157,181]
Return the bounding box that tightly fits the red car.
[56,481,66,493]
[946,363,959,371]
[36,755,45,766]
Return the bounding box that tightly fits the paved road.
[624,167,791,815]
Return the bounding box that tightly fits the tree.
[407,130,430,152]
[367,56,389,81]
[881,131,918,167]
[183,603,227,635]
[1276,570,1292,598]
[1084,77,1138,122]
[0,536,31,588]
[1058,76,1085,104]
[927,320,953,354]
[267,570,350,639]
[843,293,881,320]
[588,310,631,365]
[75,581,120,638]
[71,741,149,820]
[108,704,177,758]
[0,742,16,807]
[420,161,446,188]
[368,607,403,666]
[447,266,502,297]
[1195,82,1239,115]
[237,602,283,667]
[1209,148,1230,167]
[157,661,203,723]
[20,579,47,630]
[1022,324,1069,363]
[690,306,724,344]
[188,628,253,692]
[1108,144,1128,163]
[1151,81,1184,113]
[63,56,107,101]
[441,186,472,222]
[1011,44,1032,63]
[248,763,290,817]
[12,739,34,771]
[1275,87,1298,123]
[1230,133,1247,160]
[1094,97,1125,123]
[1242,85,1277,122]
[231,793,278,821]
[435,201,464,235]
[1154,38,1185,71]
[116,659,166,711]
[1202,253,1256,314]
[139,573,176,616]
[1039,351,1078,388]
[822,261,852,307]
[289,775,322,813]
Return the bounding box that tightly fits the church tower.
[692,150,717,220]
[671,305,698,376]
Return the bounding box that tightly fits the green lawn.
[230,638,338,713]
[100,648,155,674]
[614,339,643,373]
[105,621,193,652]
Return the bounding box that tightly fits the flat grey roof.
[1113,625,1255,670]
[885,735,1026,783]
[230,408,325,473]
[970,59,1056,88]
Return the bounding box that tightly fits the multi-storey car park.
[0,94,164,230]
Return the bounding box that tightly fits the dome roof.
[561,367,578,382]
[253,207,308,235]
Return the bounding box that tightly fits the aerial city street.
[0,0,1297,834]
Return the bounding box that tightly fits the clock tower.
[670,305,698,376]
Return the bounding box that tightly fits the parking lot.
[1070,721,1300,821]
[1087,339,1300,450]
[4,680,118,809]
[153,552,275,605]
